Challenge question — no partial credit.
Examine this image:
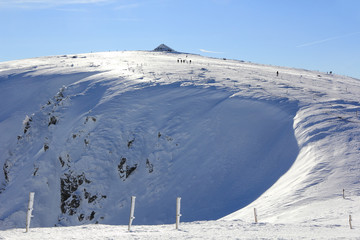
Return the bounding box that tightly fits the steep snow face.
[0,77,298,227]
[0,71,100,178]
[0,51,359,230]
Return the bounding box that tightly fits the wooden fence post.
[254,208,258,223]
[176,197,182,230]
[128,196,136,231]
[349,215,353,229]
[26,192,35,232]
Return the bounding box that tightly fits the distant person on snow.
[276,71,279,77]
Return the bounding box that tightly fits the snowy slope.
[1,51,360,237]
[2,220,360,240]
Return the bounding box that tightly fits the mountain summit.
[153,44,174,52]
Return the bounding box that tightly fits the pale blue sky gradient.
[1,0,359,78]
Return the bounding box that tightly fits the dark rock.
[83,189,97,203]
[60,173,90,215]
[3,161,10,182]
[33,167,39,176]
[85,116,96,124]
[23,117,32,133]
[59,157,65,167]
[127,139,135,148]
[118,158,137,179]
[69,195,81,215]
[44,144,49,152]
[88,195,97,203]
[84,190,90,199]
[89,211,95,221]
[126,164,137,178]
[146,159,154,173]
[48,116,57,126]
[118,157,127,178]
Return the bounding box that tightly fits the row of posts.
[253,207,353,230]
[128,196,182,231]
[25,193,181,232]
[25,190,355,232]
[252,189,354,229]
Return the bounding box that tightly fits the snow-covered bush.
[22,115,32,133]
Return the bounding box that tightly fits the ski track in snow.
[1,51,360,238]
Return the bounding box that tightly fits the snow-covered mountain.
[0,50,360,235]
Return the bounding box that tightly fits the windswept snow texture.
[0,51,360,234]
[0,81,298,227]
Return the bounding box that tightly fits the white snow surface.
[1,51,360,239]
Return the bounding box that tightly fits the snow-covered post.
[349,215,353,229]
[176,197,182,230]
[26,192,35,232]
[254,208,258,223]
[128,196,136,231]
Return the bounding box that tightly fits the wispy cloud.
[3,0,110,3]
[199,49,223,54]
[297,32,360,48]
[114,17,141,22]
[0,0,113,8]
[55,7,88,12]
[114,3,140,10]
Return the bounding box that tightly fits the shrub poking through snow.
[23,115,32,133]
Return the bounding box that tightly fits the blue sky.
[1,0,359,78]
